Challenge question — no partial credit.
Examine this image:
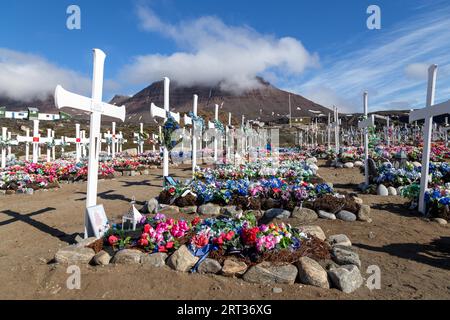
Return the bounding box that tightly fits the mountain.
[0,78,332,124]
[116,77,332,124]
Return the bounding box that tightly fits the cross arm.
[55,85,126,122]
[358,115,375,129]
[409,100,450,123]
[150,103,180,123]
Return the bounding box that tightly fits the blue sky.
[1,0,449,112]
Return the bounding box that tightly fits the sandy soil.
[0,162,449,300]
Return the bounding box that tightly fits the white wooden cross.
[409,64,450,214]
[80,130,88,158]
[117,131,126,153]
[358,92,375,187]
[190,95,198,176]
[150,77,180,178]
[0,127,8,168]
[213,104,219,163]
[54,48,126,238]
[332,106,340,153]
[133,123,145,154]
[16,120,50,164]
[65,124,82,162]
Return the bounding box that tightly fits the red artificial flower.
[168,187,176,195]
[214,236,224,246]
[192,216,201,226]
[225,231,235,241]
[166,242,174,249]
[139,237,149,247]
[272,188,281,194]
[144,224,151,234]
[108,235,119,246]
[242,227,259,245]
[158,246,167,252]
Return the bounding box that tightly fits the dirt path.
[0,164,449,300]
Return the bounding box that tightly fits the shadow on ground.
[0,208,77,244]
[355,236,450,270]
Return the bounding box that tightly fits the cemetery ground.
[0,161,449,300]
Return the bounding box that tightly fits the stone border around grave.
[144,196,373,224]
[53,228,365,294]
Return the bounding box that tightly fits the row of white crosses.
[55,49,126,238]
[409,64,450,214]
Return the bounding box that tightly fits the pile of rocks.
[329,160,364,169]
[53,228,365,294]
[145,196,372,224]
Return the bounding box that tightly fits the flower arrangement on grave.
[103,212,314,264]
[213,119,225,134]
[187,112,205,132]
[424,184,450,220]
[162,115,181,151]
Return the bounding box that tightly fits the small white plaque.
[87,204,109,239]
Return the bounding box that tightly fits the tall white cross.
[54,49,126,238]
[0,127,8,168]
[150,77,180,178]
[358,92,375,187]
[409,64,450,214]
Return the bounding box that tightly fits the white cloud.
[404,63,429,80]
[298,5,450,112]
[121,5,319,93]
[0,48,91,102]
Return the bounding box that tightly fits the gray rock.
[146,198,159,214]
[221,259,248,277]
[318,259,340,271]
[357,205,372,223]
[55,246,95,264]
[412,161,422,168]
[75,237,98,248]
[221,206,243,217]
[272,287,283,294]
[296,257,330,289]
[166,245,199,272]
[112,249,143,264]
[317,210,337,220]
[243,262,298,284]
[328,234,352,247]
[336,210,357,222]
[299,225,326,241]
[130,171,138,177]
[354,161,364,167]
[93,251,111,266]
[159,205,180,215]
[377,184,389,196]
[344,162,354,168]
[198,203,221,216]
[292,207,318,223]
[335,162,344,169]
[264,208,291,219]
[331,246,361,268]
[387,186,397,196]
[432,218,448,225]
[328,265,363,293]
[352,197,363,205]
[179,206,198,215]
[198,258,223,274]
[141,252,168,267]
[368,158,378,177]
